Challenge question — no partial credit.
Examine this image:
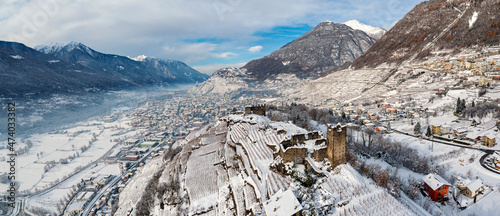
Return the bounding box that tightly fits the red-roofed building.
[422,173,451,201]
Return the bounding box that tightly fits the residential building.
[422,173,451,201]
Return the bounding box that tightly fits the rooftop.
[465,178,483,192]
[423,173,451,191]
[263,189,302,216]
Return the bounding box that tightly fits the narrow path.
[409,6,469,61]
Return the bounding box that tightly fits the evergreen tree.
[461,99,466,112]
[472,101,475,107]
[426,126,432,137]
[471,119,478,127]
[456,97,461,113]
[414,122,421,134]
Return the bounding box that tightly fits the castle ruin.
[245,105,266,116]
[273,123,347,169]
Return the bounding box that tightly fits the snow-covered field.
[25,163,121,213]
[0,115,133,193]
[186,142,221,212]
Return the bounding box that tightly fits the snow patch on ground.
[11,55,24,59]
[469,11,478,29]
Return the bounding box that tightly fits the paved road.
[8,140,123,216]
[5,199,22,216]
[479,153,500,175]
[392,130,499,175]
[81,147,156,215]
[80,176,121,216]
[393,130,492,151]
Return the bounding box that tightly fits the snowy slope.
[343,20,387,40]
[189,67,248,95]
[117,114,415,215]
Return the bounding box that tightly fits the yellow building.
[431,125,441,135]
[481,135,496,147]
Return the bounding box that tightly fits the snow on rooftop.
[263,189,302,216]
[423,173,451,191]
[465,178,483,192]
[478,128,498,139]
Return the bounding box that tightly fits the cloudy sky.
[0,0,422,74]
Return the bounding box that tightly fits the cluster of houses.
[125,94,261,137]
[336,97,499,148]
[429,118,498,147]
[421,52,500,87]
[422,173,485,207]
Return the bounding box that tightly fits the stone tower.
[326,123,346,168]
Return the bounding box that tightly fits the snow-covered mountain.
[36,41,99,58]
[351,0,500,69]
[290,0,500,105]
[0,41,129,97]
[191,21,376,95]
[37,42,209,85]
[243,21,376,81]
[343,20,387,40]
[189,67,248,94]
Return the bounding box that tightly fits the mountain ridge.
[0,41,128,97]
[0,40,208,97]
[351,0,500,69]
[191,20,380,95]
[343,20,387,40]
[36,42,209,85]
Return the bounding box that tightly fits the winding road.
[392,130,500,175]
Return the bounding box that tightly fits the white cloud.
[0,0,319,56]
[248,45,263,52]
[193,62,247,75]
[217,52,238,58]
[0,0,421,64]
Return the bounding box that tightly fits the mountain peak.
[130,54,149,62]
[36,41,96,57]
[343,19,362,25]
[343,20,386,40]
[351,0,500,69]
[239,19,376,82]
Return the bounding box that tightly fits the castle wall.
[276,145,308,164]
[283,131,323,148]
[272,123,346,169]
[245,105,266,116]
[312,147,328,162]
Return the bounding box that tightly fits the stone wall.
[276,145,308,164]
[312,147,328,162]
[282,131,323,149]
[245,105,266,116]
